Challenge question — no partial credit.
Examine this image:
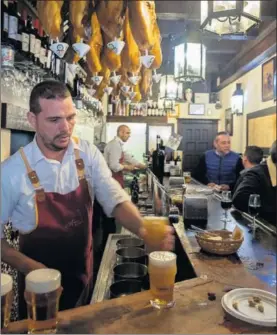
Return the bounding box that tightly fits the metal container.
[113,262,148,289]
[116,247,147,265]
[116,237,144,249]
[109,279,142,299]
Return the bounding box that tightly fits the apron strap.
[19,147,41,189]
[19,148,46,202]
[73,137,85,180]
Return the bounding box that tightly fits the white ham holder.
[110,72,121,85]
[50,38,69,59]
[91,74,103,86]
[140,50,155,69]
[121,85,130,94]
[104,86,113,95]
[128,75,141,86]
[106,40,125,55]
[72,38,90,58]
[152,69,162,83]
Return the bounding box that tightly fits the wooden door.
[177,119,218,172]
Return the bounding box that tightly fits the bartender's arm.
[123,151,146,169]
[1,177,46,274]
[93,148,173,248]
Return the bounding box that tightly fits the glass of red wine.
[220,191,232,229]
[248,194,261,239]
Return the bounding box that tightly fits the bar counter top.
[7,228,276,333]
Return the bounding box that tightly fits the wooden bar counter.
[6,225,276,334]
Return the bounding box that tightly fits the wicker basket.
[195,230,244,255]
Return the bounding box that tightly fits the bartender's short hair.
[117,125,130,135]
[29,80,72,115]
[244,146,263,164]
[270,140,277,164]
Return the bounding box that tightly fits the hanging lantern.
[159,75,183,112]
[174,42,206,83]
[200,1,261,36]
[231,83,244,114]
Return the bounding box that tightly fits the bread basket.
[195,230,244,255]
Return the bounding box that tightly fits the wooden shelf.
[106,116,168,124]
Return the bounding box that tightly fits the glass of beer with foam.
[148,251,177,309]
[142,216,168,249]
[183,171,191,184]
[1,273,13,330]
[24,269,62,334]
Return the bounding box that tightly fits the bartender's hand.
[220,184,230,191]
[123,164,136,171]
[136,163,147,169]
[139,225,175,251]
[207,183,216,188]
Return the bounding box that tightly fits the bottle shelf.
[106,116,168,124]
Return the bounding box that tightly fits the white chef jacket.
[104,136,140,173]
[1,137,129,237]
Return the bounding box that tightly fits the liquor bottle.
[39,26,46,68]
[1,1,9,43]
[29,17,36,62]
[108,96,113,116]
[16,6,25,50]
[152,135,165,184]
[8,0,18,47]
[19,9,29,57]
[34,20,41,66]
[46,38,53,71]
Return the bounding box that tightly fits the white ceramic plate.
[221,288,276,327]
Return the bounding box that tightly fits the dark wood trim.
[145,123,174,153]
[177,118,219,124]
[106,116,167,124]
[218,22,277,91]
[246,106,276,151]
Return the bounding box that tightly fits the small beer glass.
[148,251,177,309]
[24,269,62,334]
[142,216,168,249]
[183,171,191,184]
[1,273,13,330]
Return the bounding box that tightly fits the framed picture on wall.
[188,103,205,115]
[225,108,233,136]
[262,57,275,102]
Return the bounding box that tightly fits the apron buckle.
[36,188,46,202]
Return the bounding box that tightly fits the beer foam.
[1,273,13,296]
[25,269,61,294]
[149,251,176,268]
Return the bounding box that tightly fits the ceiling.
[154,0,277,92]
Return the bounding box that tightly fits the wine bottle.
[8,0,18,46]
[34,20,41,66]
[1,1,9,43]
[29,17,36,62]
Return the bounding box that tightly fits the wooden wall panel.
[248,113,276,149]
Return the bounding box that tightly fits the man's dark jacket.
[232,162,276,225]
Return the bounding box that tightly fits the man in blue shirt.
[193,131,243,191]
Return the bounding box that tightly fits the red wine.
[248,205,260,217]
[221,201,232,210]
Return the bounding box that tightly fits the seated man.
[232,141,276,225]
[193,131,243,191]
[233,146,264,193]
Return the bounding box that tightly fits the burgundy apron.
[112,151,125,188]
[18,145,93,319]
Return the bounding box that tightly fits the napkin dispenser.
[183,195,208,229]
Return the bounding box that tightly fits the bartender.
[104,125,146,188]
[1,80,174,319]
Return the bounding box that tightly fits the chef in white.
[1,80,174,318]
[104,125,146,188]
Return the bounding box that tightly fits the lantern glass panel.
[213,1,236,12]
[174,44,185,79]
[200,1,208,25]
[160,76,167,98]
[186,43,201,77]
[166,75,178,99]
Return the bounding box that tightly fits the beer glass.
[24,269,62,334]
[1,273,13,330]
[142,216,168,249]
[148,251,177,309]
[183,171,191,184]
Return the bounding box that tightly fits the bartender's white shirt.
[1,137,129,237]
[104,136,139,173]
